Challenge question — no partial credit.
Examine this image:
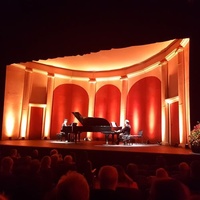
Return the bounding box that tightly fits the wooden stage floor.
[0,139,199,168]
[0,139,194,155]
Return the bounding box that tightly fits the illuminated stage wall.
[2,39,190,146]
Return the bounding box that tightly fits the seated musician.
[115,119,131,145]
[57,119,68,141]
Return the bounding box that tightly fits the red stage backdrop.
[29,107,44,139]
[50,84,89,139]
[94,84,121,140]
[127,77,161,143]
[170,101,179,145]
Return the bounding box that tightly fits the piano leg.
[74,133,77,143]
[78,132,80,142]
[74,132,81,143]
[105,134,109,144]
[112,134,115,144]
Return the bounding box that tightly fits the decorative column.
[19,67,33,139]
[44,73,55,139]
[120,76,128,125]
[177,46,188,146]
[160,59,169,145]
[87,78,96,140]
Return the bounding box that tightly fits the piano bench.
[56,132,65,141]
[127,135,143,144]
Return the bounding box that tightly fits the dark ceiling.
[1,0,200,65]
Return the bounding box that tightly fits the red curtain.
[50,84,89,139]
[170,101,179,145]
[29,107,43,139]
[127,77,161,143]
[94,84,121,140]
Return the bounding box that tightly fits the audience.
[77,151,96,189]
[113,164,138,189]
[148,178,191,200]
[90,165,118,200]
[55,171,90,200]
[0,156,15,198]
[188,160,200,195]
[171,161,190,186]
[126,162,149,192]
[50,149,59,156]
[0,147,199,200]
[31,149,39,159]
[39,155,55,192]
[98,165,118,190]
[11,157,44,200]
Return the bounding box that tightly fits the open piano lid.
[72,112,110,126]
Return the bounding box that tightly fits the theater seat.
[115,187,143,200]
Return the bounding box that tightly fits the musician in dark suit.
[57,119,68,141]
[115,119,131,145]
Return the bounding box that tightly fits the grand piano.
[61,112,121,144]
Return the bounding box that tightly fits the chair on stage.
[128,130,143,144]
[56,131,67,141]
[57,131,74,142]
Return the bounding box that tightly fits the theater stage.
[0,139,199,169]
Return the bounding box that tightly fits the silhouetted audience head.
[31,149,39,159]
[56,171,89,200]
[177,162,190,180]
[179,162,190,171]
[30,159,41,174]
[126,163,139,178]
[50,153,61,172]
[41,155,51,169]
[113,164,137,188]
[149,178,190,200]
[9,148,19,158]
[155,167,169,178]
[98,165,118,190]
[50,149,58,156]
[64,155,74,164]
[0,156,14,175]
[147,167,169,188]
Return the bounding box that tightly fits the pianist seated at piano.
[115,119,131,145]
[57,119,69,141]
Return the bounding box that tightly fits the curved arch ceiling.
[35,39,174,72]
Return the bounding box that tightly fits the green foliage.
[189,121,200,147]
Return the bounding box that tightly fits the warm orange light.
[161,106,166,142]
[44,115,50,138]
[20,113,27,138]
[179,104,183,143]
[5,111,15,137]
[133,110,139,133]
[149,104,155,136]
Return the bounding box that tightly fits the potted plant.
[189,121,200,153]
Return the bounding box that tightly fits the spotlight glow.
[149,105,155,136]
[5,111,15,137]
[133,109,139,133]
